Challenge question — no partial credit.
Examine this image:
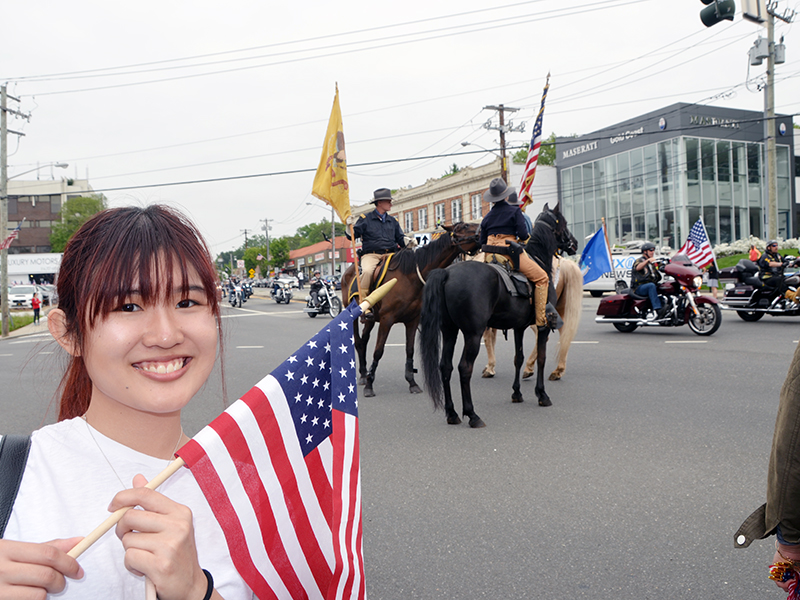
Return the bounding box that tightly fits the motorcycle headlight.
[693,276,703,289]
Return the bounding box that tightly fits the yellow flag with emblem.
[312,85,351,223]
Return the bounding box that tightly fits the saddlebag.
[596,295,629,316]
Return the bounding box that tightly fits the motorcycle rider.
[309,270,324,307]
[759,240,800,301]
[631,242,667,319]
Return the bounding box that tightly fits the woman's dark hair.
[55,205,222,421]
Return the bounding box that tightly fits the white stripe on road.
[236,346,265,349]
[664,340,708,344]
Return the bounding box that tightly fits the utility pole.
[241,229,251,249]
[260,218,272,265]
[483,104,525,183]
[1,86,30,338]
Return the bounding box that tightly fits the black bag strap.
[0,434,32,538]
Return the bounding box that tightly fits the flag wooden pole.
[350,222,365,302]
[66,279,397,562]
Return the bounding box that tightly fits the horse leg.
[458,332,486,428]
[404,319,423,394]
[481,328,497,378]
[511,328,525,403]
[355,320,375,386]
[534,326,552,407]
[364,320,391,398]
[522,324,538,379]
[440,327,461,425]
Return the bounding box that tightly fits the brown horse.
[341,222,481,397]
[482,256,583,380]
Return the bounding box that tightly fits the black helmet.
[641,242,656,252]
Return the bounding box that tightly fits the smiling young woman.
[0,206,252,599]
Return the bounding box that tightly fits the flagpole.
[66,279,398,562]
[350,222,365,302]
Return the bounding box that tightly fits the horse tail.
[419,268,448,410]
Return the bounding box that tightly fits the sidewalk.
[1,307,53,340]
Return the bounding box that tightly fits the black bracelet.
[201,569,214,600]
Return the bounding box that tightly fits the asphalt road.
[1,293,797,599]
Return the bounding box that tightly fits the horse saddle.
[481,240,524,271]
[346,253,395,303]
[485,262,531,298]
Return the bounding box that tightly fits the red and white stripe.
[178,374,364,600]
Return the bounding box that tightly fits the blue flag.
[580,226,613,284]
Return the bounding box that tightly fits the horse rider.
[479,177,550,328]
[346,188,406,309]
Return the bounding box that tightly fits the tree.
[242,246,269,275]
[49,194,108,251]
[286,219,345,250]
[441,163,460,178]
[512,133,557,166]
[270,238,291,268]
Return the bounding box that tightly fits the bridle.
[415,224,481,285]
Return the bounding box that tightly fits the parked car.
[8,285,37,308]
[37,284,56,306]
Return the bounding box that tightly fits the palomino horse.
[482,256,583,381]
[419,204,576,427]
[341,222,480,398]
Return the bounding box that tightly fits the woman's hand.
[0,537,84,599]
[112,474,209,600]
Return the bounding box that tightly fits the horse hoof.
[447,415,462,425]
[409,384,423,394]
[469,417,486,428]
[512,394,524,403]
[548,371,562,381]
[522,370,533,380]
[481,368,495,378]
[538,396,552,407]
[364,387,375,398]
[358,377,367,386]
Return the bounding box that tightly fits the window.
[405,212,414,232]
[434,203,445,225]
[418,207,428,230]
[471,194,482,220]
[451,199,462,222]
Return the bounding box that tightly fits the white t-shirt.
[5,418,253,599]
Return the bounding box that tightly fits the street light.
[461,141,509,181]
[1,161,69,338]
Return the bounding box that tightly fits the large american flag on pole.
[518,74,550,212]
[0,219,24,251]
[677,218,716,269]
[177,302,366,600]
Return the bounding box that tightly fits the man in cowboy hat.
[347,187,406,300]
[480,177,550,328]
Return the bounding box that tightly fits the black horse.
[419,204,577,427]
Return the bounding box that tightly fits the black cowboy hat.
[371,188,394,204]
[483,177,516,203]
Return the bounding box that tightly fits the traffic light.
[701,0,736,27]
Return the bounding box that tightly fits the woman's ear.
[48,309,80,356]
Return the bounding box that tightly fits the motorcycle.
[242,282,253,299]
[720,257,800,321]
[304,281,343,318]
[595,255,722,336]
[228,284,246,308]
[271,282,293,304]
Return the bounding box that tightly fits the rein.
[415,226,480,286]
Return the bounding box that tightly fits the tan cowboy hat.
[371,188,394,204]
[483,178,516,203]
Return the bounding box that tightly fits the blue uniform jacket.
[351,210,406,254]
[479,201,529,246]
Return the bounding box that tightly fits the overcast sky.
[3,0,798,255]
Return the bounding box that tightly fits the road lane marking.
[0,353,12,357]
[571,341,599,344]
[664,340,708,344]
[236,345,265,349]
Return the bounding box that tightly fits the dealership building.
[556,103,795,250]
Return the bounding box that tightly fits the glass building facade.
[557,103,795,251]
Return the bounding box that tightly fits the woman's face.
[80,261,218,418]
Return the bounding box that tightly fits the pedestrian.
[0,205,253,599]
[707,263,720,299]
[31,292,41,325]
[736,341,800,594]
[298,270,305,289]
[750,244,761,262]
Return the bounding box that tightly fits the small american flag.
[677,218,715,269]
[0,219,24,251]
[518,74,550,211]
[177,302,365,600]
